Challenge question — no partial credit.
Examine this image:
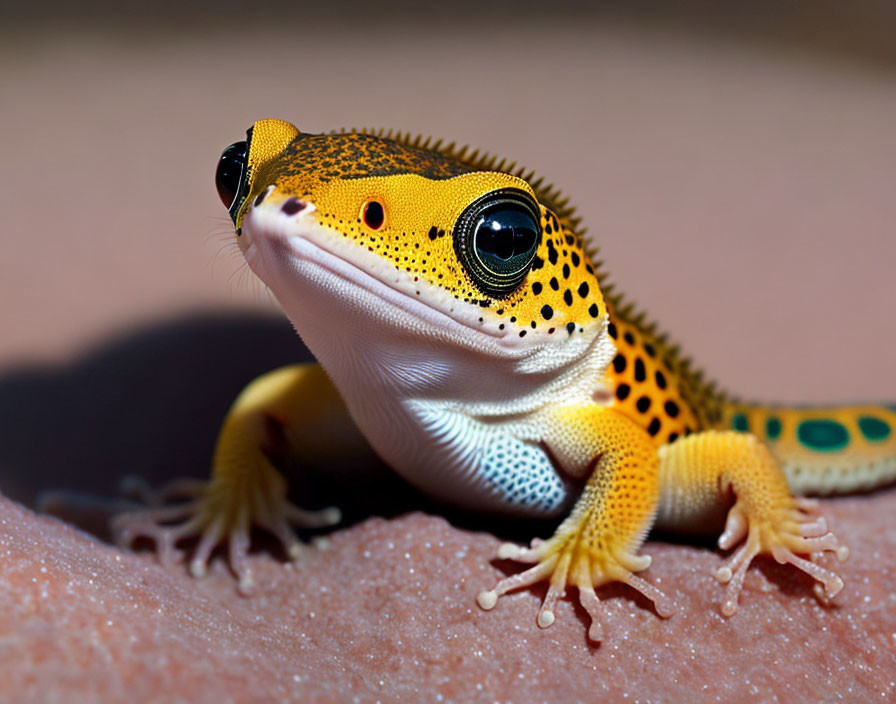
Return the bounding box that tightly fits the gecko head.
[215,119,613,388]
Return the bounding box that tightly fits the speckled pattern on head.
[275,132,477,182]
[238,119,607,341]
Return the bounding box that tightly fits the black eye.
[454,190,541,297]
[216,127,254,225]
[215,141,247,209]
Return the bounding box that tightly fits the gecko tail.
[719,402,896,495]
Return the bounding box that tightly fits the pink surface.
[1,491,894,702]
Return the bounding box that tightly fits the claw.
[228,528,254,595]
[189,516,224,578]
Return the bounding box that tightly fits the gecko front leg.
[477,406,675,641]
[113,362,380,592]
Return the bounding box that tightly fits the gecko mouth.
[239,202,535,349]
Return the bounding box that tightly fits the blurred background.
[1,1,894,507]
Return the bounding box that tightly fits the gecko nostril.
[253,187,271,208]
[281,197,306,215]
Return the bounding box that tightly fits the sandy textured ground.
[2,7,896,703]
[1,488,894,703]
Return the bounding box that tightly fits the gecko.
[114,118,896,641]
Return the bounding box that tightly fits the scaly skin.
[114,119,894,640]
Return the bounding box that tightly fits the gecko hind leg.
[714,500,849,615]
[658,431,850,615]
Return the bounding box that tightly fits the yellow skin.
[115,119,896,641]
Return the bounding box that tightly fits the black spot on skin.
[541,304,554,320]
[531,321,536,329]
[636,396,651,413]
[586,263,594,274]
[571,252,580,267]
[549,277,559,291]
[562,263,570,279]
[496,309,504,315]
[499,324,505,330]
[510,316,516,323]
[684,426,694,436]
[519,330,527,337]
[655,370,667,389]
[438,229,446,238]
[634,358,646,382]
[565,234,574,245]
[624,331,635,345]
[545,224,553,235]
[578,282,589,298]
[612,354,626,373]
[667,432,679,444]
[532,282,543,295]
[647,417,661,436]
[566,322,576,334]
[563,289,573,306]
[588,303,599,318]
[547,241,559,265]
[253,189,268,207]
[616,383,631,401]
[664,400,680,418]
[531,255,544,270]
[644,343,656,358]
[281,197,305,215]
[608,322,618,339]
[548,328,555,334]
[428,226,438,241]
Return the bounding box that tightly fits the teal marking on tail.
[858,416,891,442]
[765,416,782,441]
[731,413,749,432]
[797,419,850,452]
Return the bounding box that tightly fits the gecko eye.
[216,128,254,225]
[215,141,247,209]
[453,189,541,298]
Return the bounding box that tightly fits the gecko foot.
[477,534,675,642]
[713,498,849,616]
[112,473,340,594]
